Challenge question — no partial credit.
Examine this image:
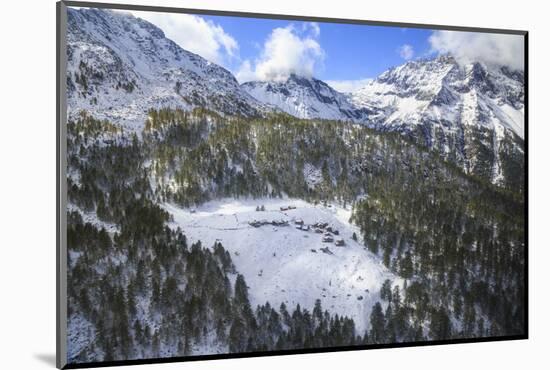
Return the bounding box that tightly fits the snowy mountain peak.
[66,8,270,129]
[242,74,370,122]
[350,55,524,185]
[376,54,457,90]
[352,55,524,139]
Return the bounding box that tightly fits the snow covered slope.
[242,74,370,122]
[351,55,524,138]
[66,8,270,129]
[164,198,400,332]
[351,55,525,185]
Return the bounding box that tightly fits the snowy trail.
[163,198,401,333]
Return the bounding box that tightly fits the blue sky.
[125,9,524,92]
[200,14,433,81]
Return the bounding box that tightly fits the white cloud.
[128,10,238,66]
[398,44,414,60]
[325,78,372,93]
[303,22,321,38]
[429,31,524,70]
[236,25,325,83]
[235,60,256,83]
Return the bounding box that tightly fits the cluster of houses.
[248,219,289,228]
[248,204,346,248]
[280,205,297,211]
[294,218,310,231]
[295,219,346,246]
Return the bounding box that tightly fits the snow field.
[164,197,401,333]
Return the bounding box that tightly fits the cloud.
[128,10,238,66]
[236,25,325,82]
[398,44,414,60]
[325,78,372,93]
[235,60,256,83]
[429,31,524,70]
[303,22,321,38]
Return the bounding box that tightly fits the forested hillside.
[64,7,525,367]
[66,108,525,363]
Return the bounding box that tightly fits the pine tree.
[380,279,393,302]
[369,302,386,344]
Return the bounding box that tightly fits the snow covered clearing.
[163,198,401,333]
